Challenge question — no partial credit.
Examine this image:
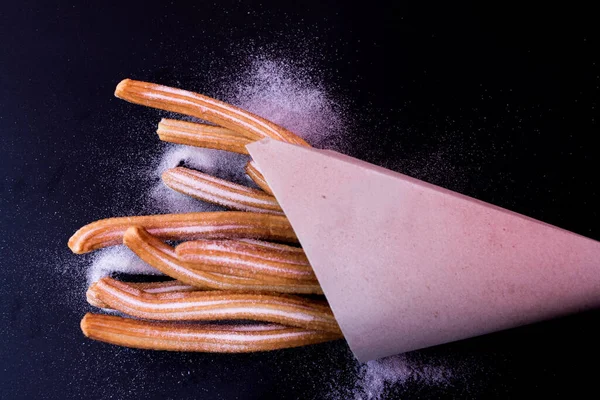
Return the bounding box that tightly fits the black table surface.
[1,2,599,399]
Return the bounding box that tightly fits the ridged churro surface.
[115,79,309,146]
[176,239,315,281]
[81,313,341,352]
[69,211,297,254]
[162,167,283,214]
[88,277,339,333]
[124,226,323,294]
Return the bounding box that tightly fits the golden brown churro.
[162,167,283,215]
[81,313,341,352]
[86,280,199,309]
[68,211,298,254]
[115,79,309,146]
[176,239,316,281]
[123,226,323,294]
[245,160,274,195]
[157,118,251,154]
[88,277,339,333]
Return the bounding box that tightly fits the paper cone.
[247,138,600,362]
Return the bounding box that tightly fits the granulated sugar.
[319,351,460,400]
[352,356,452,399]
[222,57,350,150]
[86,246,163,286]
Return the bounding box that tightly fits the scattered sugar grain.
[221,57,350,151]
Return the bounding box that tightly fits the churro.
[157,118,251,154]
[86,280,198,309]
[162,167,283,215]
[124,226,323,294]
[68,211,297,254]
[81,313,341,352]
[88,277,339,333]
[176,239,315,281]
[115,79,309,146]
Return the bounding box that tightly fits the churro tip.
[156,118,167,133]
[114,78,132,98]
[87,279,100,292]
[86,287,102,308]
[80,313,92,338]
[85,291,95,306]
[123,225,143,244]
[68,234,83,254]
[161,168,174,181]
[123,225,150,249]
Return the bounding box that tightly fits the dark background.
[1,1,599,399]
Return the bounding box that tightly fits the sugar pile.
[86,246,162,286]
[146,145,249,214]
[349,355,453,399]
[222,57,349,150]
